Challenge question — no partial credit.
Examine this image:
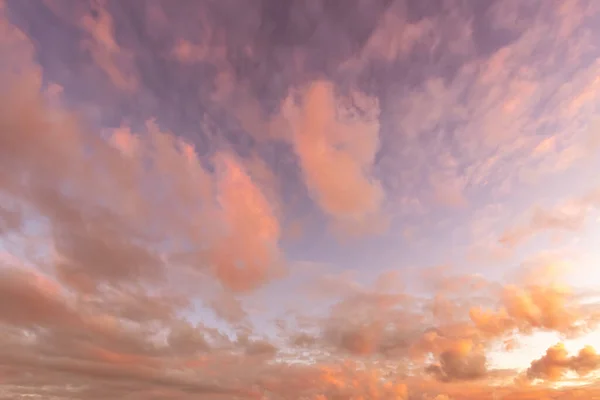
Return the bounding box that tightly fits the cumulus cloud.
[469,277,590,342]
[527,343,600,381]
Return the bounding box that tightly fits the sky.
[1,0,600,399]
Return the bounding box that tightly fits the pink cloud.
[3,1,600,398]
[283,80,385,231]
[499,187,600,247]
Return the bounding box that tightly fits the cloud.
[499,187,600,247]
[426,344,488,382]
[470,280,586,341]
[0,8,286,395]
[3,0,600,398]
[0,267,78,328]
[255,361,409,399]
[0,20,283,292]
[79,1,138,91]
[283,80,385,232]
[172,39,211,64]
[379,0,600,212]
[527,343,600,381]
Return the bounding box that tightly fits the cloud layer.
[2,0,600,398]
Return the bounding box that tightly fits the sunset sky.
[1,0,600,399]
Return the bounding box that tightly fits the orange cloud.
[527,343,600,381]
[470,282,582,340]
[258,361,409,399]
